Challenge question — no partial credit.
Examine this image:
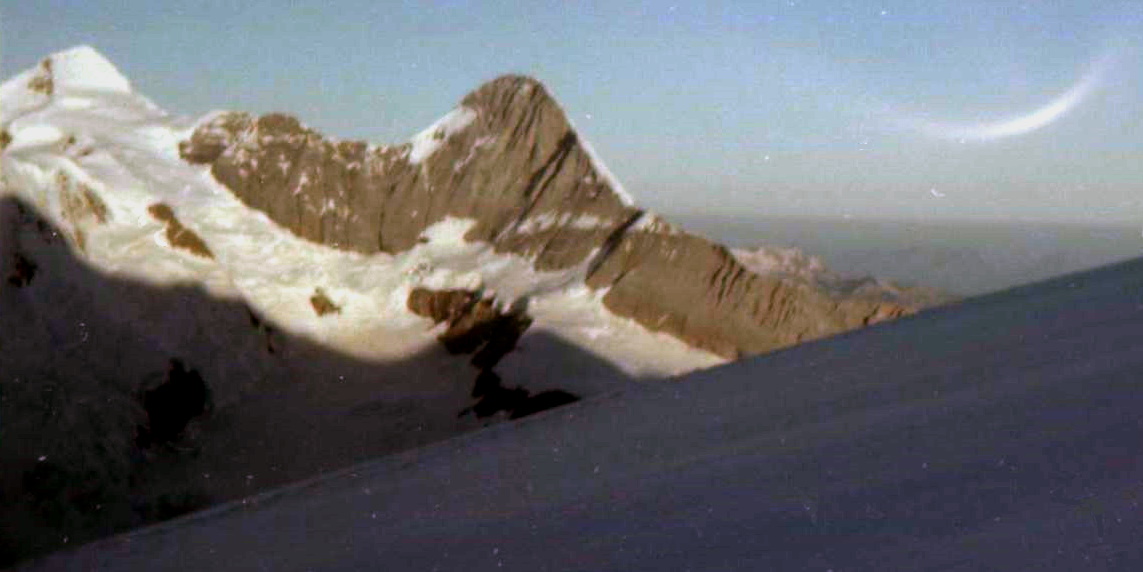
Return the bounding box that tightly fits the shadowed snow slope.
[29,253,1143,571]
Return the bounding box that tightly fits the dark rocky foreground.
[179,75,928,359]
[29,254,1143,571]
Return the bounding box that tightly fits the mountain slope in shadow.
[31,249,1143,571]
[0,196,631,567]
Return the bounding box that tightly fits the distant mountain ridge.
[176,70,935,360]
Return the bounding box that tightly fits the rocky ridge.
[0,46,947,566]
[180,75,931,359]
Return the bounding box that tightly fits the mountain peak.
[35,45,132,96]
[462,74,551,106]
[0,45,134,124]
[460,74,634,207]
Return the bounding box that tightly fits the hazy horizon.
[675,213,1143,296]
[3,1,1142,225]
[663,210,1143,228]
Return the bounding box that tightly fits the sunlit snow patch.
[516,212,613,234]
[46,45,134,95]
[408,106,477,163]
[3,124,65,151]
[517,285,726,378]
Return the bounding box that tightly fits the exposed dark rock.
[309,288,341,316]
[471,369,501,398]
[458,371,580,420]
[136,359,213,449]
[147,203,213,259]
[509,390,580,420]
[459,369,529,419]
[408,287,577,419]
[53,172,110,254]
[441,299,531,358]
[27,58,53,96]
[6,251,37,287]
[177,112,253,164]
[406,287,532,359]
[406,288,476,324]
[1,129,11,151]
[59,176,109,225]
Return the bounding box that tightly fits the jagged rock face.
[585,229,914,358]
[406,288,480,324]
[180,76,637,271]
[182,75,928,360]
[407,287,576,420]
[406,287,532,367]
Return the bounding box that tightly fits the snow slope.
[30,252,1143,572]
[0,46,721,376]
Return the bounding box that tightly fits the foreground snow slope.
[30,252,1143,570]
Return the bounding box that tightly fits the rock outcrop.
[136,359,213,449]
[147,203,213,259]
[181,75,933,359]
[179,76,635,271]
[407,287,578,419]
[406,287,532,364]
[585,230,914,358]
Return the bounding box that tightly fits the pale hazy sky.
[3,1,1142,223]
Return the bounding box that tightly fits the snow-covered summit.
[35,45,134,95]
[1,46,140,122]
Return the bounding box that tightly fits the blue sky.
[3,1,1141,223]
